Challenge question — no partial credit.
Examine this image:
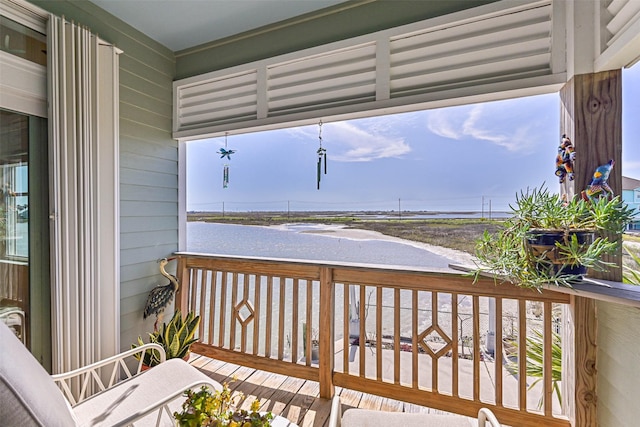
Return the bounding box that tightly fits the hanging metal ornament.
[316,120,327,190]
[222,165,229,188]
[217,133,235,188]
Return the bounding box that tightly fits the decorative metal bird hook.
[317,120,327,190]
[143,257,179,331]
[218,148,236,160]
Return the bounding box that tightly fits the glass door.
[0,110,30,343]
[0,109,50,368]
[1,2,50,369]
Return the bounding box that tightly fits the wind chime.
[317,120,327,189]
[217,132,235,188]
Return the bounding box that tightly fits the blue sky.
[187,66,640,212]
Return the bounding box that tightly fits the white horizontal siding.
[176,70,258,129]
[174,0,562,140]
[389,4,552,98]
[606,0,640,46]
[267,43,376,114]
[596,0,640,70]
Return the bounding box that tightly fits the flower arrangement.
[174,381,273,427]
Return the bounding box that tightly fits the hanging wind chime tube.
[217,132,235,189]
[317,120,327,190]
[223,132,229,188]
[223,164,229,188]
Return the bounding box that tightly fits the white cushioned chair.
[0,322,222,426]
[328,396,501,427]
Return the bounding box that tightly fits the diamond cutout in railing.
[235,299,254,325]
[418,325,452,358]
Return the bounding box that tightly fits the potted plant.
[302,322,319,362]
[132,309,200,368]
[174,381,273,427]
[473,186,636,289]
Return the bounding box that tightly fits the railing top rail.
[175,252,571,303]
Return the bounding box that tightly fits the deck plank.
[235,369,285,409]
[190,355,472,426]
[238,371,290,412]
[358,392,384,410]
[282,379,321,425]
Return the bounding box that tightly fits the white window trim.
[174,0,567,141]
[0,0,47,118]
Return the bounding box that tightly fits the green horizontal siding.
[31,0,177,350]
[596,301,640,426]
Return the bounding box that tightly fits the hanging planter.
[473,186,635,289]
[525,229,595,279]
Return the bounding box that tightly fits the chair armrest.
[52,343,166,405]
[478,408,501,427]
[328,395,342,427]
[70,359,224,427]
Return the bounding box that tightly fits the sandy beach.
[272,223,477,266]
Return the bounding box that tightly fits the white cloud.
[426,110,462,139]
[426,101,542,153]
[286,118,412,162]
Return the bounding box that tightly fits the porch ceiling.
[88,0,349,51]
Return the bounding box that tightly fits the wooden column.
[559,70,623,281]
[559,70,621,427]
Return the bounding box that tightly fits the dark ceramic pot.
[525,229,594,280]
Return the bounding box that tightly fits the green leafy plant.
[132,309,200,367]
[473,186,636,289]
[623,245,640,285]
[174,381,273,427]
[507,329,562,409]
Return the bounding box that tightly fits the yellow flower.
[250,399,261,412]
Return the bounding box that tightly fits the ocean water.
[186,222,456,268]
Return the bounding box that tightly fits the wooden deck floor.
[188,353,473,427]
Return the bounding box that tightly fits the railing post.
[319,266,335,399]
[175,255,190,314]
[562,295,597,427]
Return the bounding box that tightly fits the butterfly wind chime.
[217,133,235,188]
[317,120,327,189]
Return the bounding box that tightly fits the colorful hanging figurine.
[217,133,235,188]
[316,120,327,190]
[555,134,576,183]
[581,159,615,201]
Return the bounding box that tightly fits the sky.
[187,66,640,213]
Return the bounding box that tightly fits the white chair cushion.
[72,358,222,426]
[0,322,78,427]
[342,409,475,427]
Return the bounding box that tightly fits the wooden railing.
[176,253,573,427]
